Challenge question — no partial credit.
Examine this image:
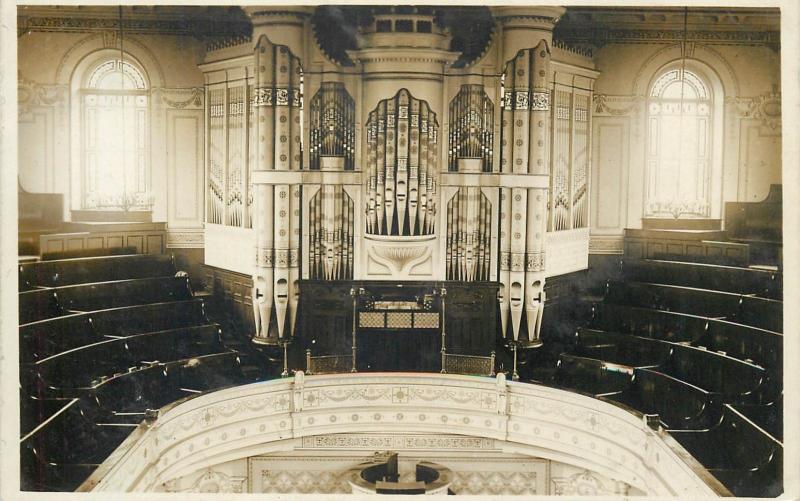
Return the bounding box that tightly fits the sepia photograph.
[1,1,797,499]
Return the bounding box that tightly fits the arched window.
[645,67,713,218]
[82,58,150,210]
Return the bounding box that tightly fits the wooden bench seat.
[659,344,769,405]
[20,277,194,323]
[552,354,632,397]
[623,259,781,300]
[20,299,209,363]
[574,328,673,368]
[20,395,76,438]
[671,404,782,497]
[28,325,225,394]
[19,289,63,325]
[59,276,193,312]
[732,398,782,442]
[735,295,783,333]
[591,304,782,374]
[40,246,138,261]
[694,319,782,378]
[591,303,705,343]
[604,281,782,332]
[607,368,717,430]
[652,248,749,267]
[19,254,176,291]
[20,398,131,492]
[89,352,249,416]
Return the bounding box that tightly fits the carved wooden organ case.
[201,7,595,349]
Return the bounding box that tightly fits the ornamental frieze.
[503,91,551,111]
[253,87,302,108]
[525,252,546,272]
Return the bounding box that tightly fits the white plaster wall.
[17,32,206,239]
[161,448,643,496]
[589,42,782,252]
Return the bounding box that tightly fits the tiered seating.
[28,325,226,394]
[672,405,782,497]
[20,299,209,363]
[19,254,176,291]
[89,352,248,417]
[20,277,193,323]
[19,252,264,492]
[609,368,716,430]
[539,254,783,496]
[623,259,781,300]
[574,328,672,367]
[40,246,137,261]
[21,399,132,492]
[603,281,782,331]
[552,354,631,396]
[591,304,783,373]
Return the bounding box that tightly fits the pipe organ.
[201,6,597,362]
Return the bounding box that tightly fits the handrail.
[79,372,730,496]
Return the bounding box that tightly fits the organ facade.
[201,6,597,363]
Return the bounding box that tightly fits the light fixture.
[673,7,689,219]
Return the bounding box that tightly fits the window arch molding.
[643,58,725,219]
[70,49,154,211]
[64,38,165,217]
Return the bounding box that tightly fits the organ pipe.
[252,35,303,343]
[448,85,494,172]
[524,40,550,347]
[309,82,355,170]
[445,187,492,281]
[365,89,438,237]
[499,40,552,344]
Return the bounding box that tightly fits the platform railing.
[306,350,354,375]
[442,352,495,376]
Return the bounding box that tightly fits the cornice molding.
[554,27,780,50]
[588,235,624,255]
[18,8,251,39]
[166,228,205,248]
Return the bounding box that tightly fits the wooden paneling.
[297,280,499,371]
[204,265,255,334]
[40,223,166,255]
[623,228,749,266]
